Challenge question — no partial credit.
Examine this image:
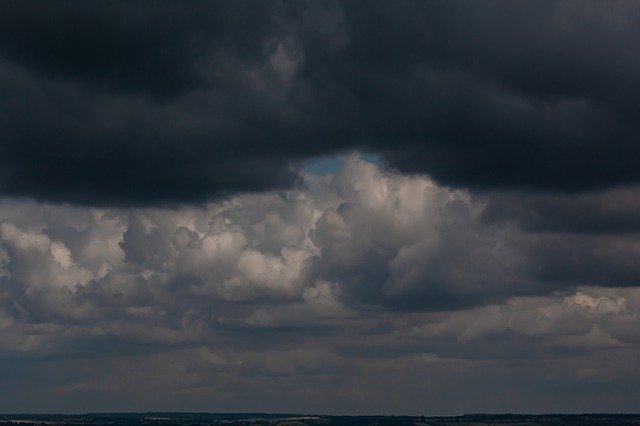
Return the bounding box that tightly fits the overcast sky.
[1,0,640,415]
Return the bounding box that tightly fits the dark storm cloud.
[0,1,278,99]
[481,187,640,234]
[1,1,640,204]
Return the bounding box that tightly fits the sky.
[1,0,640,415]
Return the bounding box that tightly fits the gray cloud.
[481,186,640,234]
[1,158,640,412]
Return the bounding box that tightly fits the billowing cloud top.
[1,1,640,204]
[1,157,640,413]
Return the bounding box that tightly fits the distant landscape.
[1,413,640,426]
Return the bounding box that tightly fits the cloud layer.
[1,157,640,413]
[2,1,640,414]
[2,1,640,203]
